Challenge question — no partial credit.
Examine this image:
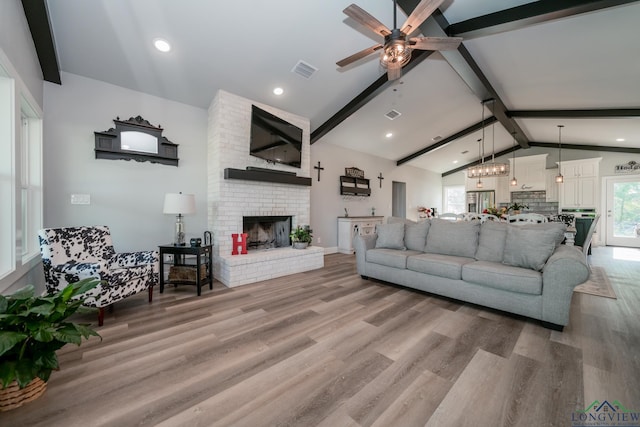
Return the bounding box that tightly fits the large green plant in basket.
[0,278,101,390]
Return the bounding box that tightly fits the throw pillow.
[424,219,480,258]
[475,221,508,262]
[502,223,567,271]
[375,222,406,250]
[404,220,430,252]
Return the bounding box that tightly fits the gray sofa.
[353,218,590,330]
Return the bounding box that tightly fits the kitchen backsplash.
[499,191,559,216]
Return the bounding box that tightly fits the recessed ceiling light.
[273,87,284,96]
[153,38,171,52]
[616,138,625,142]
[385,132,393,138]
[453,160,459,164]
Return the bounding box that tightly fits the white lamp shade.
[163,193,196,215]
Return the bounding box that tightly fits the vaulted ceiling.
[24,0,640,175]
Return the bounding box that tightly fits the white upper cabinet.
[509,154,548,192]
[558,158,602,208]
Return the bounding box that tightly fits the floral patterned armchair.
[38,226,159,326]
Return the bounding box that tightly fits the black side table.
[159,244,213,296]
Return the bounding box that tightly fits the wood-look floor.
[2,246,639,426]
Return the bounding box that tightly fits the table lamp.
[163,192,196,246]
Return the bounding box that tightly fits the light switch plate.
[71,194,90,205]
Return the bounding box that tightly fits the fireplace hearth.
[243,216,292,250]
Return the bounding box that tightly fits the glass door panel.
[606,177,640,247]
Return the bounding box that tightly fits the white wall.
[0,0,43,106]
[310,142,442,251]
[43,72,208,253]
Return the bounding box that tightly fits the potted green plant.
[0,278,101,411]
[290,225,313,249]
[508,202,529,214]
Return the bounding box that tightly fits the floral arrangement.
[483,206,508,216]
[418,206,432,218]
[508,202,529,212]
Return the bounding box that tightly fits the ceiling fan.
[337,0,462,80]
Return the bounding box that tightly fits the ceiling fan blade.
[400,0,445,34]
[343,4,392,37]
[387,64,402,81]
[409,36,463,51]
[337,44,383,67]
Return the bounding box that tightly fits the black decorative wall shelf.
[94,116,179,166]
[340,176,371,196]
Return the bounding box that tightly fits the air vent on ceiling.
[291,60,318,79]
[461,150,469,154]
[385,109,401,120]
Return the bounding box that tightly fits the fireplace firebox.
[243,216,292,250]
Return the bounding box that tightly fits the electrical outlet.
[316,237,322,244]
[70,194,91,205]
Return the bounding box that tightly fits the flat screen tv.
[250,105,302,168]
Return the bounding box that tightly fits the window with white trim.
[0,69,15,279]
[443,185,466,215]
[20,100,42,261]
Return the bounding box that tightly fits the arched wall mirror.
[94,115,178,166]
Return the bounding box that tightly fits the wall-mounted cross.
[314,161,324,182]
[378,172,384,188]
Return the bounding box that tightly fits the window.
[20,100,43,261]
[443,185,466,214]
[0,52,43,287]
[0,69,14,279]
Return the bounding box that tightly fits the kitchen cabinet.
[509,154,547,192]
[496,175,511,204]
[545,168,560,202]
[559,158,601,208]
[337,216,384,254]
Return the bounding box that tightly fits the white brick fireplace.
[207,90,323,287]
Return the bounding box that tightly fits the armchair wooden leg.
[148,285,153,303]
[98,307,105,326]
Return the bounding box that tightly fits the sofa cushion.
[475,221,509,262]
[502,223,566,271]
[407,253,475,280]
[462,261,542,295]
[424,219,480,258]
[366,249,422,269]
[404,220,430,252]
[375,222,406,250]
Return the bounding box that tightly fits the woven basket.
[168,265,207,283]
[0,377,47,412]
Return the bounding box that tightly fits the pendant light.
[555,125,564,183]
[510,132,518,186]
[476,138,483,188]
[467,99,509,178]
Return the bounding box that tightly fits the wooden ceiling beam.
[509,108,640,118]
[21,0,61,84]
[447,0,640,40]
[396,116,498,166]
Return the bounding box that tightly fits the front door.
[605,175,640,247]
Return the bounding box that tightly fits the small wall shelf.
[340,176,371,196]
[224,168,312,186]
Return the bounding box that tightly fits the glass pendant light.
[510,132,518,186]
